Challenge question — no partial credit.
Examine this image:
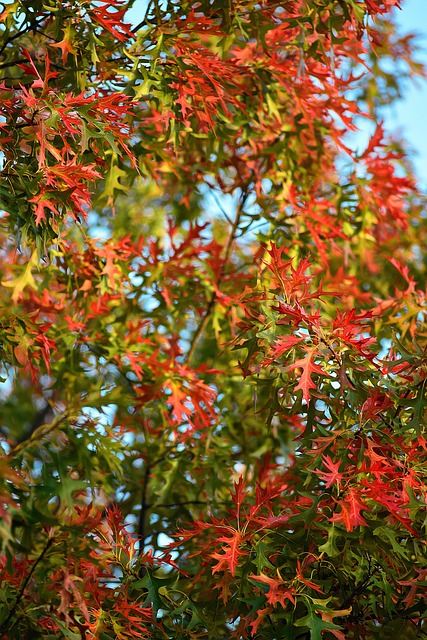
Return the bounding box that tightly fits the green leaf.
[56,620,82,639]
[131,569,176,612]
[318,526,340,558]
[171,596,214,632]
[373,526,409,559]
[254,540,275,571]
[294,600,345,640]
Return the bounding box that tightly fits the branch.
[137,463,151,557]
[0,15,46,56]
[9,410,70,457]
[186,189,249,365]
[15,402,53,446]
[340,558,377,611]
[131,0,157,33]
[0,535,54,637]
[0,58,27,70]
[148,500,214,509]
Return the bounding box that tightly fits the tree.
[0,0,427,637]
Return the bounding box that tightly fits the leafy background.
[1,1,427,638]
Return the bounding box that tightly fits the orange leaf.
[250,572,296,607]
[288,348,328,403]
[211,530,248,577]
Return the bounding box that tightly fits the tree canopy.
[1,0,427,638]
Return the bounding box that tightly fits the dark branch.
[0,16,46,56]
[15,402,53,446]
[137,463,151,556]
[0,536,54,636]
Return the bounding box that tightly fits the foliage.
[1,0,427,638]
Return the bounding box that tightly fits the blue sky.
[390,0,427,185]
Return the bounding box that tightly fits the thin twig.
[211,190,233,225]
[148,500,212,509]
[131,0,155,33]
[186,189,249,365]
[0,16,46,56]
[137,463,151,556]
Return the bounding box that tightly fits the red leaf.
[330,488,368,532]
[312,455,344,489]
[231,476,248,517]
[360,122,384,159]
[90,1,133,42]
[29,192,60,224]
[250,573,296,607]
[288,348,328,403]
[165,380,188,424]
[211,530,248,577]
[249,606,271,635]
[295,558,324,593]
[262,334,305,364]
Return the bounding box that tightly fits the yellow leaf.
[1,251,38,304]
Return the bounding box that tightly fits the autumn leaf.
[312,455,344,489]
[288,348,328,403]
[262,334,305,364]
[50,23,77,64]
[1,251,38,303]
[231,476,248,520]
[211,530,248,577]
[330,488,368,532]
[249,573,295,607]
[0,1,425,638]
